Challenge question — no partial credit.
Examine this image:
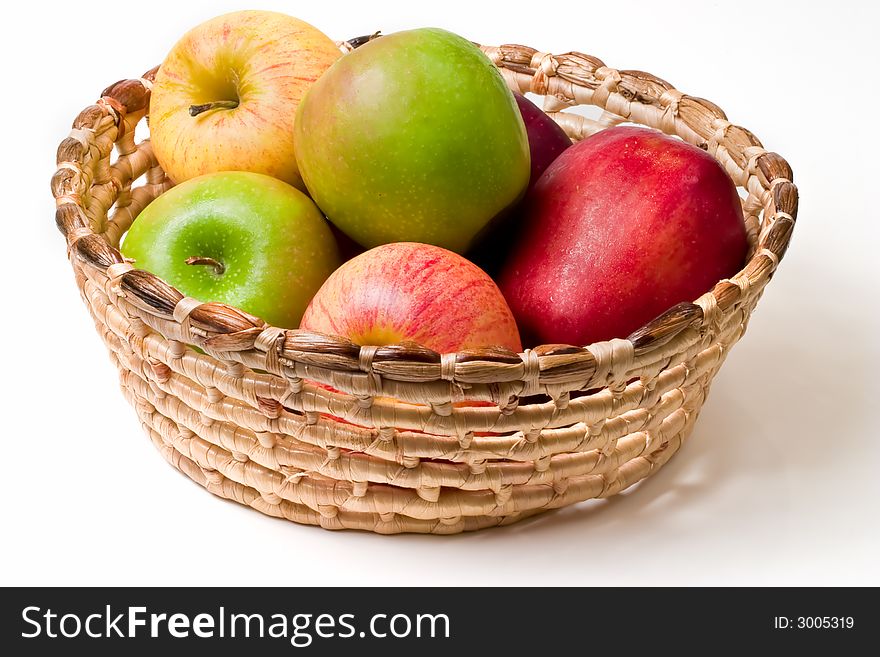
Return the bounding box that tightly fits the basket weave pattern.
[51,42,797,534]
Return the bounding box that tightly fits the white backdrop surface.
[1,0,877,586]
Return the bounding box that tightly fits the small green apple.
[294,28,530,253]
[121,171,341,328]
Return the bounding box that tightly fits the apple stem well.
[188,100,240,117]
[185,256,225,275]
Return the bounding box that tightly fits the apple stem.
[346,31,382,49]
[188,100,239,117]
[185,256,225,275]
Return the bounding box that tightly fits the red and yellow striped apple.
[149,10,340,189]
[300,242,522,353]
[498,126,748,346]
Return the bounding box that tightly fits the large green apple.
[121,172,341,329]
[294,28,530,253]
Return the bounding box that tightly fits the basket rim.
[51,39,798,391]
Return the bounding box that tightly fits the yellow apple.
[149,10,340,189]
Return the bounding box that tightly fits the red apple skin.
[498,126,748,346]
[514,93,572,188]
[301,242,522,353]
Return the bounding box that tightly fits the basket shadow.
[466,395,756,538]
[189,269,870,549]
[435,289,871,545]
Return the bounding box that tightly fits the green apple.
[294,28,530,253]
[121,171,341,328]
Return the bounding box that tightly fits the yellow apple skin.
[150,10,340,189]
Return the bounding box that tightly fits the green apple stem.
[346,31,382,49]
[185,256,225,275]
[188,100,240,117]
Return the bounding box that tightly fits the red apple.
[467,95,573,275]
[498,126,748,346]
[301,242,522,353]
[514,93,572,188]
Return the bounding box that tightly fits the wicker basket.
[51,41,797,534]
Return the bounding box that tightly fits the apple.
[294,27,530,253]
[300,242,522,353]
[149,10,340,189]
[498,126,748,346]
[121,171,341,329]
[513,92,572,188]
[466,94,573,274]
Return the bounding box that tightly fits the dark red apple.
[328,221,365,262]
[514,93,572,188]
[498,126,748,346]
[467,95,572,274]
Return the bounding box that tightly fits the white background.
[1,0,877,586]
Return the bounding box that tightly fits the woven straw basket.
[51,40,797,534]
